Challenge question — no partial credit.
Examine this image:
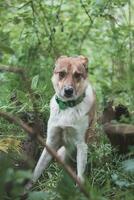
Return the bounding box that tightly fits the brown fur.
[85,92,96,143]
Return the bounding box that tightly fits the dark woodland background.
[0,0,134,200]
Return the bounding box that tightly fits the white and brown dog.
[32,55,96,184]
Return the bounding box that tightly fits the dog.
[31,55,96,185]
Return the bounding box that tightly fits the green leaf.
[28,191,49,200]
[114,179,130,188]
[15,170,32,183]
[0,42,14,54]
[31,75,39,90]
[122,159,134,173]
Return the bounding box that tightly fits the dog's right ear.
[79,55,88,71]
[78,55,88,72]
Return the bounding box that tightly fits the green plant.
[0,0,134,199]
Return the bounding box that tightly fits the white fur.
[33,83,94,183]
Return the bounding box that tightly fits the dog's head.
[52,55,89,100]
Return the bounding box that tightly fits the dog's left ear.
[53,55,68,70]
[78,55,88,72]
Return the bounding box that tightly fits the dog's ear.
[78,55,88,72]
[56,55,68,62]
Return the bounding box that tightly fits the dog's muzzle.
[64,86,74,98]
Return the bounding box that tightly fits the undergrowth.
[30,131,134,200]
[0,0,134,199]
[0,116,134,200]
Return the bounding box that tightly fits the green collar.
[55,93,85,110]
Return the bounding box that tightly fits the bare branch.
[0,65,39,116]
[0,65,24,74]
[0,111,34,136]
[80,0,93,25]
[0,111,90,198]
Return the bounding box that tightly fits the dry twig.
[0,111,89,198]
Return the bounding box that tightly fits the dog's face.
[52,56,89,100]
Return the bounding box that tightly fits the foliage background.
[0,0,134,200]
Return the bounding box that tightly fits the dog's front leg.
[76,142,88,183]
[32,126,61,182]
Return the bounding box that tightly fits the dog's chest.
[49,97,89,129]
[48,97,90,145]
[48,84,94,143]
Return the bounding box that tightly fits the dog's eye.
[74,72,81,80]
[59,71,66,79]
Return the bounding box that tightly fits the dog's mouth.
[64,94,73,98]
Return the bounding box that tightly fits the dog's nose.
[64,86,74,97]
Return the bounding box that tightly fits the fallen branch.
[104,123,134,135]
[0,111,90,198]
[0,65,24,74]
[104,122,134,153]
